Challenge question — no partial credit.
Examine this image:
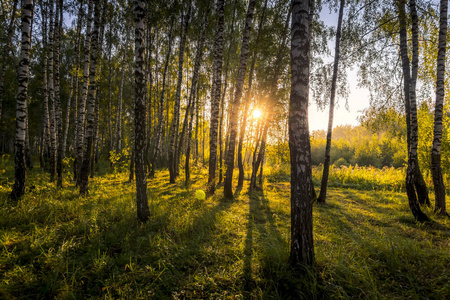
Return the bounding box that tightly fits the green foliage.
[109,147,130,174]
[1,162,449,299]
[333,157,349,167]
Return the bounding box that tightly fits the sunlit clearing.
[252,109,262,119]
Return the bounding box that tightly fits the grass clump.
[0,160,449,299]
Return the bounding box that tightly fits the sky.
[308,8,371,132]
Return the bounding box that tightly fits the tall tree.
[79,0,100,195]
[10,0,34,200]
[218,0,238,184]
[409,0,430,207]
[40,0,50,171]
[289,0,314,267]
[397,0,428,222]
[54,0,63,187]
[168,1,191,183]
[75,0,93,184]
[431,0,448,215]
[62,0,84,159]
[114,27,129,152]
[134,0,150,221]
[223,0,256,198]
[237,0,267,188]
[48,0,56,182]
[0,0,18,119]
[207,0,225,195]
[317,0,344,203]
[150,14,175,178]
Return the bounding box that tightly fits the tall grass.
[1,160,450,299]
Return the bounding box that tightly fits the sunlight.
[252,108,262,119]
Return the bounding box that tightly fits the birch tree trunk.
[317,0,344,203]
[185,80,198,186]
[106,23,113,154]
[10,0,33,200]
[63,0,84,159]
[79,0,100,195]
[75,0,93,185]
[223,0,256,198]
[91,3,106,178]
[237,0,267,188]
[150,17,175,178]
[397,0,428,222]
[431,0,448,215]
[114,28,129,152]
[409,0,430,206]
[0,0,18,119]
[54,0,64,187]
[176,4,209,181]
[48,0,56,182]
[218,0,237,185]
[169,1,191,183]
[207,0,225,195]
[289,0,314,268]
[40,1,50,171]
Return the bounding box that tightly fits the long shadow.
[243,190,288,298]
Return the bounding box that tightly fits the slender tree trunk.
[176,5,209,180]
[150,16,175,178]
[289,0,314,268]
[134,0,150,221]
[40,1,50,171]
[48,0,56,182]
[0,0,18,119]
[317,0,344,203]
[207,0,225,195]
[409,0,430,206]
[185,81,198,186]
[145,6,152,174]
[63,0,83,159]
[106,23,113,154]
[397,0,428,222]
[237,0,267,188]
[75,0,93,185]
[223,0,256,198]
[25,104,32,169]
[432,0,448,215]
[219,0,238,185]
[10,0,33,200]
[249,6,291,192]
[91,5,105,178]
[168,2,191,183]
[54,0,64,187]
[114,28,129,152]
[195,91,199,162]
[79,0,100,195]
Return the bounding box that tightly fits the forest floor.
[1,158,450,299]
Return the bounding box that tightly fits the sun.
[252,109,262,119]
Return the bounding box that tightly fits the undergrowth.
[0,159,449,299]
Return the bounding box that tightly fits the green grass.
[1,159,450,299]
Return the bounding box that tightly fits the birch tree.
[207,0,224,195]
[431,0,448,215]
[317,0,344,203]
[397,0,428,222]
[168,1,191,184]
[79,0,100,195]
[134,0,150,221]
[289,0,314,267]
[223,0,256,198]
[10,0,33,200]
[75,0,93,184]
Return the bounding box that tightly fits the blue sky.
[308,7,371,132]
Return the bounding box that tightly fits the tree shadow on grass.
[242,190,327,299]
